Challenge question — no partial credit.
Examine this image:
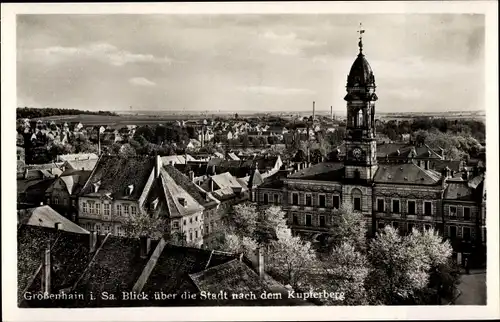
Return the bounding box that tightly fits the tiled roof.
[142,244,237,297]
[468,173,485,189]
[428,160,463,173]
[158,168,204,218]
[74,235,159,307]
[17,205,89,234]
[288,162,345,181]
[374,163,442,185]
[163,165,211,207]
[17,225,90,307]
[80,155,155,200]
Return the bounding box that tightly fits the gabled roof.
[374,163,442,185]
[80,155,155,200]
[163,165,213,207]
[17,205,89,234]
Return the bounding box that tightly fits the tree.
[366,226,432,305]
[267,233,316,288]
[226,203,258,237]
[255,206,291,244]
[327,204,367,252]
[318,242,370,305]
[217,233,258,257]
[118,143,137,157]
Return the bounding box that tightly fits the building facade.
[256,35,486,262]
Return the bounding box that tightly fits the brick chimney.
[54,222,62,231]
[189,170,195,182]
[42,241,51,294]
[140,235,151,259]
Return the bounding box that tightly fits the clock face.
[353,148,362,159]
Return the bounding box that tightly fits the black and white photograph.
[2,1,499,321]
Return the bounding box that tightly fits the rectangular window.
[72,200,76,206]
[319,195,326,208]
[377,199,385,212]
[205,224,209,234]
[189,232,193,241]
[82,202,87,213]
[190,217,193,224]
[408,201,416,215]
[104,204,110,216]
[96,224,101,234]
[305,214,312,226]
[424,201,432,216]
[319,215,326,227]
[305,194,312,207]
[124,205,130,216]
[354,197,361,211]
[392,221,399,230]
[293,214,298,225]
[117,204,122,216]
[464,207,471,221]
[54,197,59,205]
[292,193,299,205]
[173,221,179,229]
[463,227,471,241]
[449,206,457,218]
[89,203,95,214]
[103,225,110,234]
[96,203,101,215]
[131,206,137,215]
[332,195,340,209]
[183,219,187,226]
[392,200,400,213]
[449,226,457,239]
[378,221,385,230]
[263,193,269,204]
[274,194,279,205]
[117,226,124,236]
[407,223,414,234]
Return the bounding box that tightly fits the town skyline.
[17,14,485,113]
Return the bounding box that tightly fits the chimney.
[42,240,51,294]
[312,101,315,121]
[257,247,265,279]
[212,164,216,175]
[54,222,62,231]
[210,178,214,192]
[40,202,44,206]
[24,168,29,179]
[89,231,98,253]
[140,235,151,259]
[330,106,333,120]
[189,170,195,182]
[154,155,161,178]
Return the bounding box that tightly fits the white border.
[2,1,499,321]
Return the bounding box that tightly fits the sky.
[17,14,485,114]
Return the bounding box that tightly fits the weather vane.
[357,22,365,54]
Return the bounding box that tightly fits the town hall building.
[256,31,486,264]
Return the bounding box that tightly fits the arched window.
[357,110,363,128]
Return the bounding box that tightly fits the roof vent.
[404,177,408,181]
[400,167,403,171]
[388,175,392,179]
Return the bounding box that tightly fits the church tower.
[344,25,378,181]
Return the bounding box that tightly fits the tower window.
[356,110,363,127]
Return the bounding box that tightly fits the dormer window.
[178,198,187,207]
[127,184,134,195]
[93,180,101,193]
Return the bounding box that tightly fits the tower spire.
[357,22,365,55]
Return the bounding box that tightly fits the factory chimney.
[330,106,333,120]
[312,101,315,121]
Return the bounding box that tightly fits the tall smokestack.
[312,101,315,121]
[330,106,333,120]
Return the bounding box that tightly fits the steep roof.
[346,53,375,87]
[288,162,345,181]
[80,155,155,200]
[374,163,442,185]
[163,165,212,207]
[17,205,89,235]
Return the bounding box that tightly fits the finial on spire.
[357,22,365,54]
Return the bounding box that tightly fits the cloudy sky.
[17,14,484,114]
